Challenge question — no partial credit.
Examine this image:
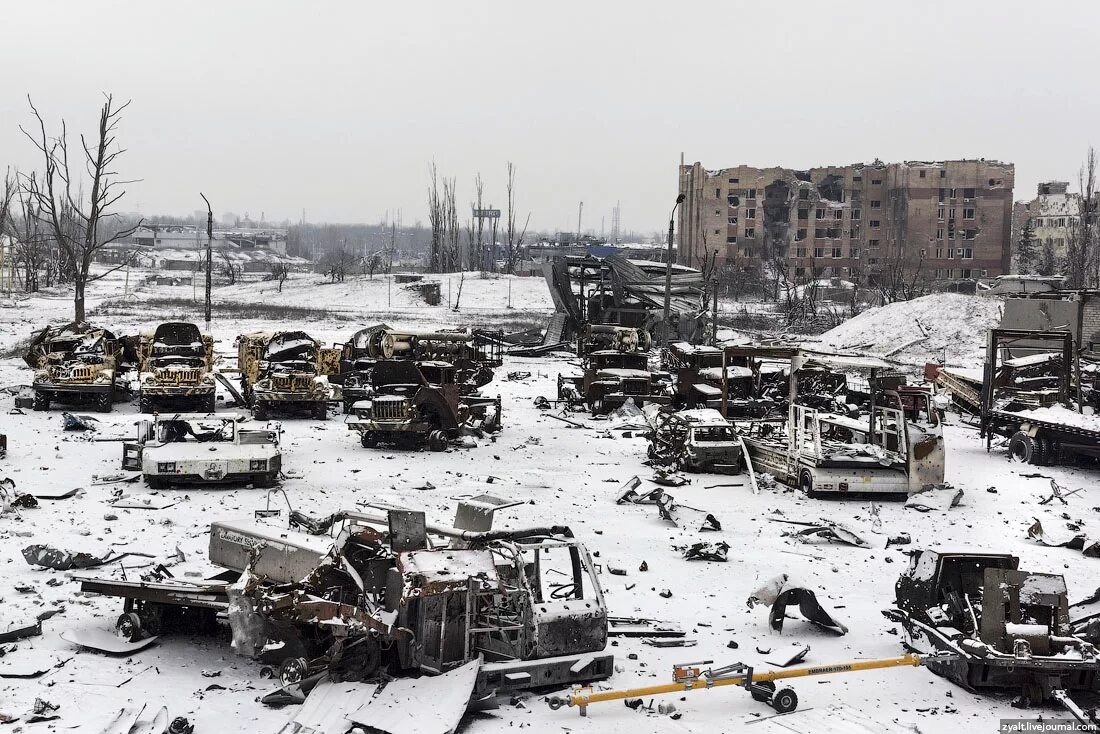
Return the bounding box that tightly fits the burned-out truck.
[558,349,672,414]
[25,322,128,412]
[73,505,612,699]
[137,322,216,413]
[345,360,502,450]
[238,331,341,420]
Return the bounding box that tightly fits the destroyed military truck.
[137,322,216,413]
[338,324,503,413]
[73,505,612,700]
[662,341,768,415]
[25,322,129,412]
[345,359,502,450]
[238,331,340,420]
[123,412,281,488]
[884,550,1100,720]
[558,347,672,414]
[647,408,745,474]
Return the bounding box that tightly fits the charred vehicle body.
[662,342,767,415]
[338,325,502,413]
[73,506,612,699]
[26,322,129,412]
[647,408,744,474]
[885,550,1100,717]
[345,360,502,451]
[138,322,215,413]
[238,331,340,420]
[123,412,281,488]
[558,348,672,414]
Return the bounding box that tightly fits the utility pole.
[576,201,584,245]
[663,194,686,346]
[200,193,213,329]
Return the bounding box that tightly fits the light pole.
[200,193,213,330]
[663,193,686,345]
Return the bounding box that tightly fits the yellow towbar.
[548,653,928,716]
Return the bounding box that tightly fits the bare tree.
[20,94,142,321]
[443,176,460,271]
[8,183,54,292]
[428,163,444,273]
[323,247,357,282]
[471,173,484,270]
[366,251,383,279]
[504,162,531,274]
[1067,146,1097,288]
[268,262,289,292]
[220,249,238,285]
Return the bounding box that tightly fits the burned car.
[647,408,744,474]
[238,331,340,420]
[74,505,612,699]
[884,550,1100,707]
[123,412,281,489]
[137,322,215,413]
[345,360,502,451]
[25,322,128,412]
[338,324,502,413]
[558,349,671,414]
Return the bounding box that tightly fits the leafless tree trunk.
[20,94,142,321]
[1067,147,1097,288]
[471,173,484,270]
[8,180,53,293]
[504,162,531,275]
[443,176,459,271]
[428,163,443,273]
[220,250,238,285]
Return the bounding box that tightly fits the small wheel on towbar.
[770,687,798,714]
[115,612,143,642]
[1008,431,1039,464]
[749,680,775,702]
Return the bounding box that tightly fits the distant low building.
[130,225,287,256]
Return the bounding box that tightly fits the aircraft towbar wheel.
[546,696,567,710]
[115,612,143,642]
[770,687,798,714]
[749,680,776,702]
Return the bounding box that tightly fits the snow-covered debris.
[818,293,1003,368]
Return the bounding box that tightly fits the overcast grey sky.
[2,1,1097,234]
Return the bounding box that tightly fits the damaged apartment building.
[678,159,1014,285]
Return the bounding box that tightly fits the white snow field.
[0,269,1094,733]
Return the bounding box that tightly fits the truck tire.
[33,390,50,411]
[205,393,217,413]
[254,472,278,489]
[146,476,170,490]
[427,430,448,452]
[139,396,151,414]
[253,402,268,421]
[799,469,818,498]
[313,402,328,421]
[96,392,113,413]
[770,687,798,714]
[1009,431,1038,464]
[360,431,379,448]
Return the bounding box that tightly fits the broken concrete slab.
[904,484,963,512]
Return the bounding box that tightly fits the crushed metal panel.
[275,679,379,734]
[389,509,428,552]
[349,658,480,734]
[59,627,158,654]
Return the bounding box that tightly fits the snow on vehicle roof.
[1005,405,1100,432]
[669,342,719,354]
[155,412,247,422]
[700,365,753,380]
[675,408,730,425]
[399,548,498,585]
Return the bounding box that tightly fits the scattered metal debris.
[680,541,730,562]
[904,484,963,512]
[770,518,869,548]
[748,575,848,635]
[1027,518,1100,556]
[22,545,152,571]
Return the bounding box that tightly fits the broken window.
[871,200,881,209]
[814,228,825,238]
[949,187,957,198]
[962,247,973,258]
[746,208,756,219]
[935,247,944,258]
[853,175,862,182]
[948,208,956,221]
[869,239,880,247]
[728,196,739,207]
[937,207,945,220]
[832,247,842,258]
[744,188,757,199]
[795,266,806,277]
[850,226,860,239]
[1056,217,1066,227]
[726,236,736,243]
[816,174,845,202]
[948,248,955,259]
[871,179,882,185]
[815,208,826,219]
[796,247,806,257]
[938,188,946,202]
[827,228,840,238]
[744,227,755,238]
[851,209,861,220]
[919,170,926,178]
[833,210,843,220]
[963,207,974,219]
[813,247,825,258]
[1055,237,1065,247]
[716,188,721,198]
[796,228,807,240]
[728,177,739,183]
[963,188,975,198]
[870,219,881,228]
[728,216,738,224]
[963,229,976,240]
[799,189,809,200]
[936,228,944,240]
[940,170,946,178]
[851,247,860,259]
[798,207,809,220]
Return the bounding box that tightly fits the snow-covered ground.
[0,271,1093,733]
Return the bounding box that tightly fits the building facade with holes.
[677,159,1014,283]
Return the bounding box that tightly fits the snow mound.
[818,293,1002,368]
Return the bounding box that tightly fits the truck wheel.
[770,687,798,714]
[313,402,328,421]
[115,612,143,642]
[800,470,818,498]
[253,402,268,421]
[254,472,278,489]
[139,396,151,414]
[205,394,217,413]
[96,392,113,413]
[427,430,448,452]
[750,681,776,702]
[278,657,310,686]
[1009,431,1038,464]
[33,390,49,411]
[360,431,379,448]
[146,476,170,490]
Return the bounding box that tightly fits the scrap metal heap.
[75,504,612,700]
[25,321,131,412]
[237,331,341,420]
[136,322,216,413]
[543,254,708,346]
[885,550,1100,722]
[337,324,503,413]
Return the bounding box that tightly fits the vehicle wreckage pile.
[8,282,1100,732]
